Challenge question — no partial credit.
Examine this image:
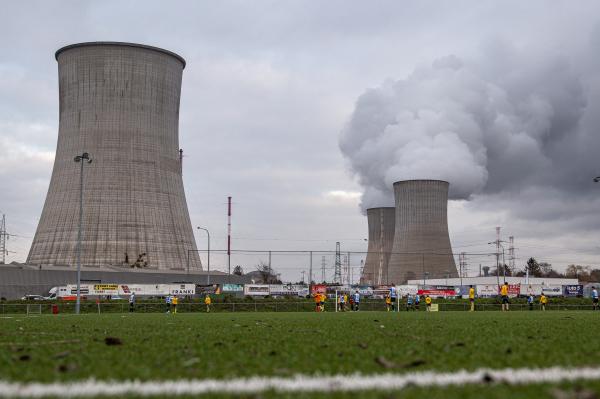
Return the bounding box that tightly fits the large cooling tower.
[361,207,395,286]
[387,180,457,283]
[27,42,201,271]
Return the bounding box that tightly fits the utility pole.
[268,251,272,283]
[74,152,92,315]
[227,196,232,282]
[0,214,8,264]
[309,251,312,286]
[301,270,305,284]
[347,251,351,285]
[334,242,342,284]
[496,227,501,287]
[321,256,326,283]
[509,236,515,275]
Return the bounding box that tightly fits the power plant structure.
[361,207,395,286]
[27,42,201,271]
[385,179,458,284]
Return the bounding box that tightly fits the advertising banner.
[520,284,543,296]
[66,284,90,295]
[372,285,393,298]
[269,284,308,297]
[311,284,327,295]
[196,284,222,295]
[477,284,498,297]
[244,284,270,296]
[169,284,195,296]
[92,284,119,295]
[418,286,457,298]
[563,285,583,297]
[399,285,419,297]
[542,285,563,297]
[222,284,244,292]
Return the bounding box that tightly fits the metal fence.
[1,301,598,315]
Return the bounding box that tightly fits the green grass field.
[1,311,600,398]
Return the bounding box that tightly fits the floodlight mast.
[74,152,92,315]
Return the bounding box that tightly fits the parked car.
[20,295,46,301]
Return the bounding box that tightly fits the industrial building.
[361,207,395,285]
[27,42,201,271]
[387,180,458,284]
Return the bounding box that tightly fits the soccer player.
[385,294,392,312]
[527,294,534,310]
[172,295,178,314]
[129,292,136,313]
[389,286,397,311]
[204,294,211,313]
[338,292,345,312]
[425,295,432,311]
[165,295,171,313]
[540,294,547,311]
[353,290,360,311]
[414,294,420,311]
[344,293,348,310]
[406,293,413,311]
[592,286,599,310]
[500,282,509,311]
[319,293,326,312]
[469,285,475,312]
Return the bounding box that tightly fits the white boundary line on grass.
[2,366,600,397]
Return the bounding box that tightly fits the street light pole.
[197,226,210,285]
[74,152,92,315]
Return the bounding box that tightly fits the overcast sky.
[1,1,599,282]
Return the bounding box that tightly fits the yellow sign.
[94,284,119,291]
[430,304,439,312]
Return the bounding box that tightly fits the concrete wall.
[27,42,200,270]
[387,180,458,284]
[361,207,395,285]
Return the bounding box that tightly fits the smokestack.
[361,207,395,286]
[387,180,457,283]
[27,42,201,270]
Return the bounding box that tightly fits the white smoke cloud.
[339,41,594,212]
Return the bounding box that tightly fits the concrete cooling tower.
[387,180,457,284]
[27,42,201,271]
[361,207,395,286]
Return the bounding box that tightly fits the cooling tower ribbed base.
[27,42,201,271]
[387,180,457,284]
[361,207,395,286]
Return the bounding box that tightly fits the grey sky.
[1,1,599,281]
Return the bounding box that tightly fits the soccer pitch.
[2,311,600,398]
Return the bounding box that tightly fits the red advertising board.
[499,284,520,297]
[310,284,327,295]
[418,286,457,298]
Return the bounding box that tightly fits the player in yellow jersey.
[204,294,212,313]
[500,282,509,311]
[469,285,475,312]
[172,295,178,313]
[385,294,392,312]
[320,293,326,312]
[540,294,547,311]
[313,293,320,312]
[425,295,432,311]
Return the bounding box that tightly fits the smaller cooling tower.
[361,207,395,286]
[387,180,458,284]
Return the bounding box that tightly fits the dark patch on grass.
[104,337,122,346]
[483,373,494,383]
[18,354,30,361]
